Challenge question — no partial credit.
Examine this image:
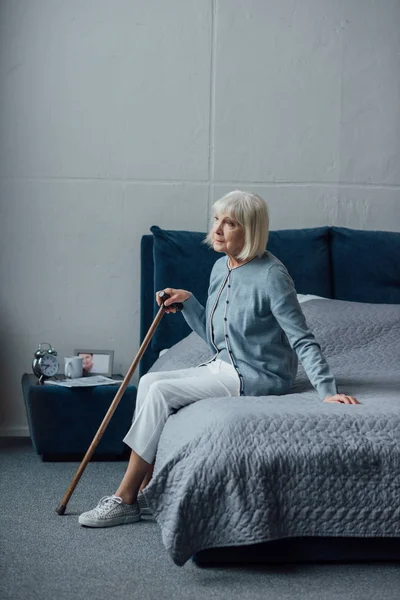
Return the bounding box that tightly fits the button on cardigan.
[210,273,230,349]
[181,251,338,401]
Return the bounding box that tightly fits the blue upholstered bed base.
[139,226,400,564]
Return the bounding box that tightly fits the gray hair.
[204,190,269,261]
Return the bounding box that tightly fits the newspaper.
[44,375,122,388]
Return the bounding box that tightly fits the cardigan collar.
[226,255,257,272]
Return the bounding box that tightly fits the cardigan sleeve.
[267,264,338,401]
[180,293,207,343]
[180,260,221,344]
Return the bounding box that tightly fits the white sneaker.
[78,495,141,528]
[137,492,153,516]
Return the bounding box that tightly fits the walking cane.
[56,292,183,515]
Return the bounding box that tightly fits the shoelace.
[96,495,123,517]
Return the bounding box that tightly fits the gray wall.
[1,0,399,435]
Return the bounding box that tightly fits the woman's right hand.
[156,288,191,313]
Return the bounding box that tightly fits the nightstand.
[21,374,137,461]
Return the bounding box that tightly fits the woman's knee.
[142,380,183,419]
[138,370,170,391]
[146,379,172,403]
[137,371,164,402]
[133,379,172,425]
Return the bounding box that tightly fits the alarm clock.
[32,343,59,384]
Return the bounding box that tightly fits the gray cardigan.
[181,251,338,401]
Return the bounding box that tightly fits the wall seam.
[207,0,218,222]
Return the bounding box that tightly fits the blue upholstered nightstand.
[21,374,137,461]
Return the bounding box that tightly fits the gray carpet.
[1,438,399,600]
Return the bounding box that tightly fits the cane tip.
[56,503,66,515]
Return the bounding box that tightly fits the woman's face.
[211,213,245,258]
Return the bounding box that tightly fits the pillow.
[149,332,213,373]
[266,226,332,297]
[330,227,400,303]
[297,294,328,304]
[150,225,332,354]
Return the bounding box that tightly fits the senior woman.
[79,190,359,528]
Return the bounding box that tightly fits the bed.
[139,225,400,567]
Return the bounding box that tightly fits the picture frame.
[74,349,114,377]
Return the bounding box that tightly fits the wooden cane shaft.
[56,305,165,514]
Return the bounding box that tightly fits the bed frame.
[139,231,400,565]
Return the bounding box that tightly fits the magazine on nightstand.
[44,375,122,388]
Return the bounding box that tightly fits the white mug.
[64,356,83,379]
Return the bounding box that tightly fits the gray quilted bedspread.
[142,299,400,566]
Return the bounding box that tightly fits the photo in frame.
[74,349,114,377]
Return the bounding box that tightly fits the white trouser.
[122,358,240,464]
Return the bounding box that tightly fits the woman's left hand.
[323,394,361,404]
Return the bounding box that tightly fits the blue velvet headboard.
[139,226,400,376]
